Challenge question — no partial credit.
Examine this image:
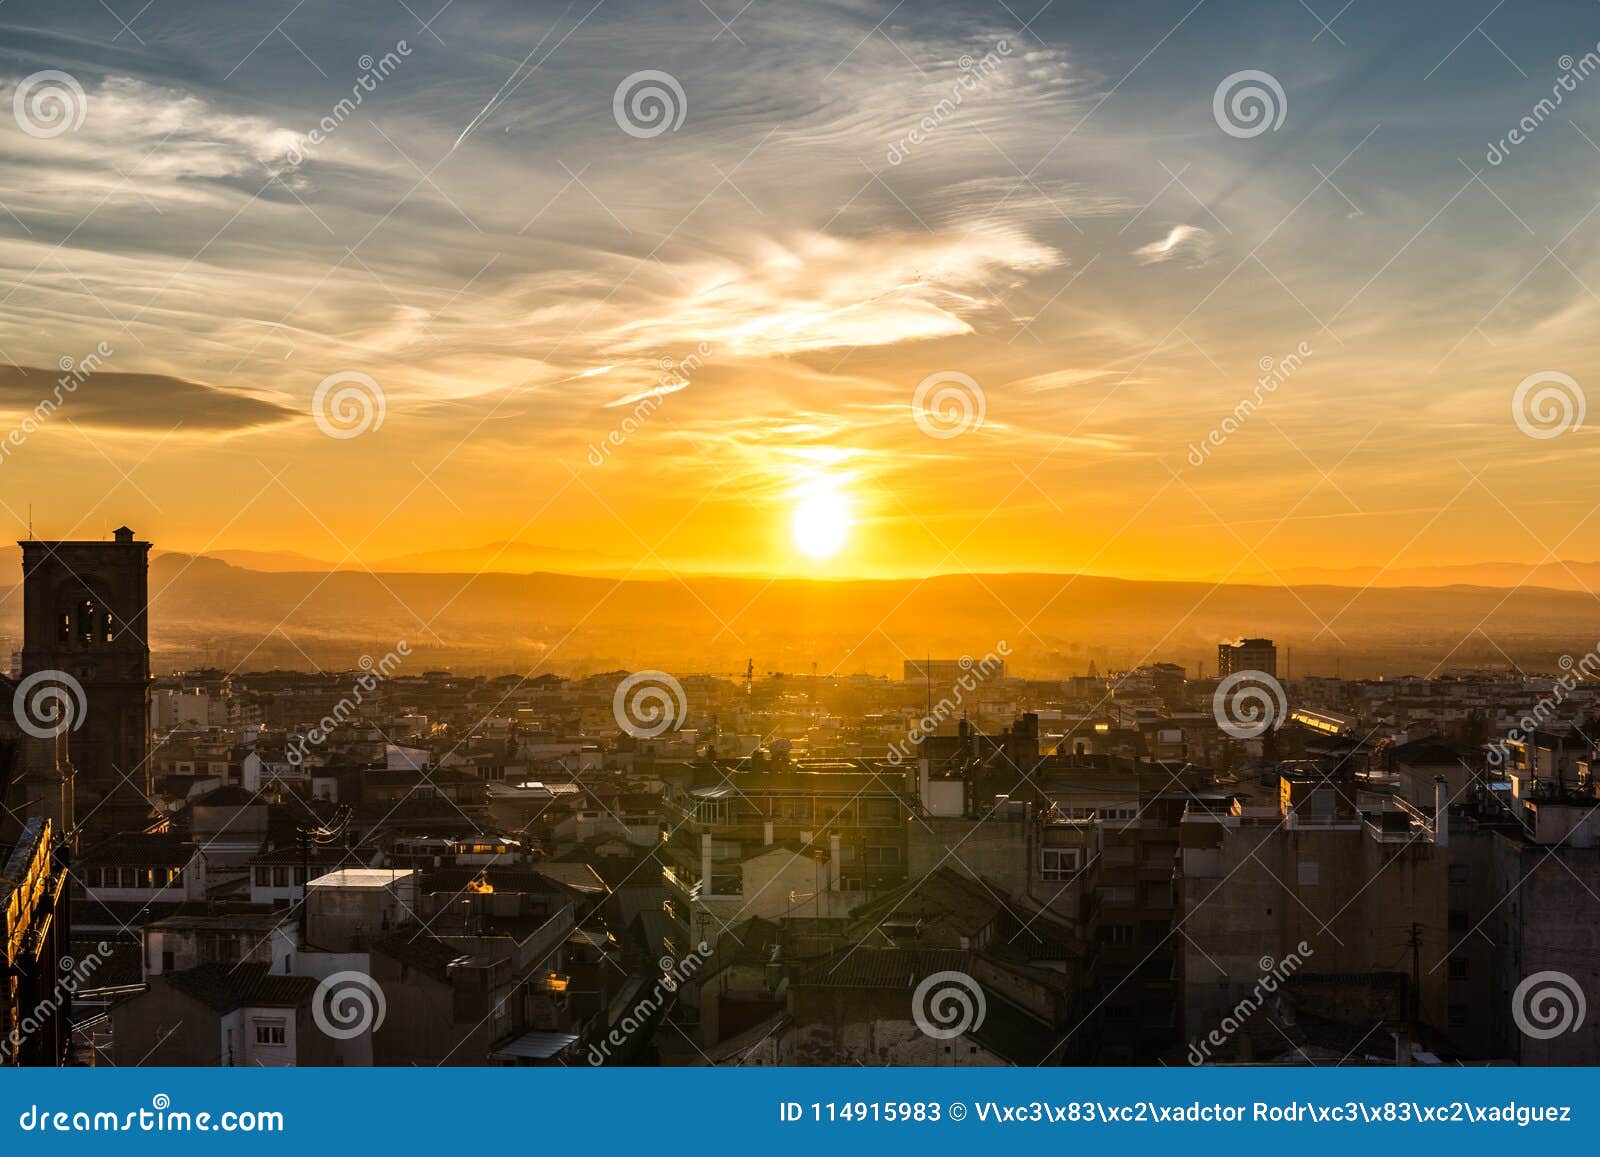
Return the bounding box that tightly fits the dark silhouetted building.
[20,527,152,829]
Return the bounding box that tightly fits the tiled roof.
[164,963,317,1013]
[372,931,472,983]
[78,834,192,868]
[845,866,1005,938]
[190,785,263,808]
[795,946,970,989]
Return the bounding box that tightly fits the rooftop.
[307,867,415,890]
[165,962,317,1013]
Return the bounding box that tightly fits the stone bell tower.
[18,526,151,832]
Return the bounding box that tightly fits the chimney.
[1433,776,1449,846]
[1393,1027,1412,1066]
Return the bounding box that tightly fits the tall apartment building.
[1217,638,1277,680]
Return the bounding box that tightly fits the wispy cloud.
[1131,224,1216,267]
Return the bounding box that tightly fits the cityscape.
[1,0,1599,1086]
[3,537,1598,1067]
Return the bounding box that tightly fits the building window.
[1448,957,1469,980]
[254,1022,286,1046]
[861,845,900,866]
[1297,860,1320,886]
[272,867,289,888]
[1040,848,1080,880]
[1098,924,1135,947]
[76,599,98,646]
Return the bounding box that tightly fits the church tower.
[18,526,151,832]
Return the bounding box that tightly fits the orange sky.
[2,2,1598,586]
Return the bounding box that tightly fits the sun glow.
[790,483,852,561]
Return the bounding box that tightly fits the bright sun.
[790,485,852,560]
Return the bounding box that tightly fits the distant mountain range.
[1244,561,1600,593]
[0,551,1592,679]
[4,539,1596,591]
[170,542,635,576]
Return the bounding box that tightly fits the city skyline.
[3,2,1600,582]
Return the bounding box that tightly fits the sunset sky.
[2,0,1599,583]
